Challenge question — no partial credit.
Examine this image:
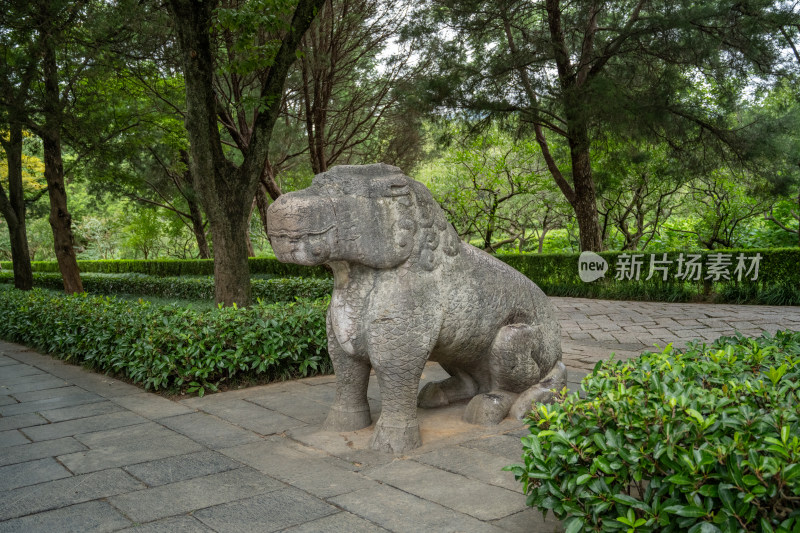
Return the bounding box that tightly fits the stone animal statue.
[267,164,565,453]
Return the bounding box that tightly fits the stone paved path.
[556,297,800,373]
[0,298,798,533]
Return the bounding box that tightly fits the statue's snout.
[267,193,336,266]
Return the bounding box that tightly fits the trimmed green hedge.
[0,287,330,395]
[5,248,798,304]
[509,331,800,532]
[497,248,800,305]
[0,272,333,303]
[0,257,330,278]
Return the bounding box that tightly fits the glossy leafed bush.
[508,331,800,533]
[0,287,330,395]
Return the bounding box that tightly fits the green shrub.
[0,287,330,395]
[0,257,330,278]
[508,331,800,532]
[0,272,333,303]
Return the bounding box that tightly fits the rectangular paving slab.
[0,500,131,533]
[330,484,507,533]
[0,364,45,380]
[192,486,338,532]
[221,440,377,498]
[21,410,146,442]
[489,507,564,533]
[191,398,306,435]
[0,457,72,492]
[59,422,205,474]
[363,459,527,521]
[110,393,195,419]
[38,400,126,423]
[281,511,389,533]
[0,429,30,448]
[116,515,214,532]
[461,434,527,462]
[414,446,522,492]
[11,385,86,403]
[0,412,47,432]
[0,375,71,394]
[0,436,87,467]
[123,450,242,487]
[108,467,285,523]
[246,391,330,424]
[0,468,144,521]
[0,394,17,406]
[0,390,103,417]
[158,412,262,450]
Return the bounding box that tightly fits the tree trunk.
[254,182,271,237]
[569,135,603,252]
[207,191,252,306]
[246,197,257,257]
[41,20,82,294]
[188,195,211,259]
[170,0,323,306]
[538,228,549,253]
[0,124,34,290]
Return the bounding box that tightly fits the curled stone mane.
[407,180,460,271]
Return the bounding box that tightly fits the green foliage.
[418,124,569,252]
[497,248,800,305]
[0,271,333,303]
[0,287,330,395]
[508,331,800,532]
[1,257,330,277]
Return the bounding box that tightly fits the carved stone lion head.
[267,164,460,271]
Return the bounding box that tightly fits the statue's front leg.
[323,330,372,432]
[366,317,430,453]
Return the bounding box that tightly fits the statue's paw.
[463,391,515,425]
[417,382,449,408]
[369,418,421,454]
[322,404,372,432]
[509,361,567,419]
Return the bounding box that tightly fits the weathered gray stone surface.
[268,164,565,452]
[116,516,214,533]
[108,467,284,523]
[21,411,146,442]
[363,459,527,521]
[0,429,29,448]
[0,500,131,533]
[281,511,390,533]
[59,422,204,474]
[0,457,71,492]
[192,487,338,532]
[0,389,102,417]
[122,450,242,487]
[158,412,262,449]
[0,436,86,467]
[221,439,377,498]
[110,392,194,419]
[0,469,144,521]
[330,485,507,533]
[39,400,125,423]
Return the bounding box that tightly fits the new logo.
[578,251,608,282]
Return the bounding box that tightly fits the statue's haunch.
[267,163,565,453]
